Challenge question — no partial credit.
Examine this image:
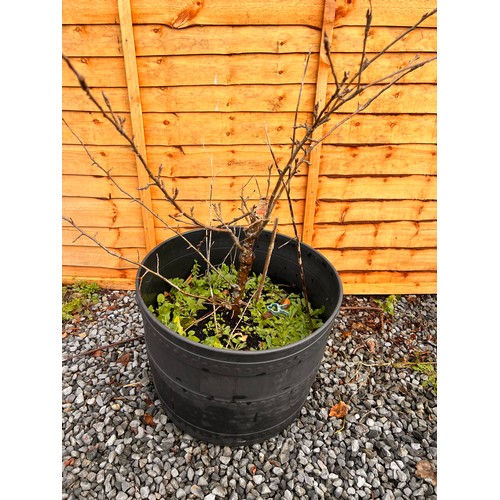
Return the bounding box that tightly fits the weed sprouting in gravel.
[62,281,101,322]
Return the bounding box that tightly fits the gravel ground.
[62,291,437,499]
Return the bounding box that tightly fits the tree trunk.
[230,221,266,316]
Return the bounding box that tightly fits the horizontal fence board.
[63,144,294,177]
[311,221,436,249]
[62,246,145,269]
[62,198,436,232]
[63,111,133,146]
[62,145,138,176]
[63,227,146,248]
[322,248,436,271]
[158,199,437,226]
[62,200,437,233]
[63,54,436,87]
[320,144,437,176]
[152,224,300,242]
[62,111,437,146]
[63,57,127,87]
[62,0,324,27]
[62,0,437,28]
[143,112,437,146]
[63,144,437,177]
[89,221,437,250]
[62,198,144,228]
[316,200,436,223]
[62,173,307,200]
[318,175,436,201]
[62,174,435,203]
[63,197,437,227]
[63,25,318,57]
[63,227,435,272]
[333,26,436,52]
[151,200,305,226]
[62,272,138,289]
[338,271,436,294]
[63,24,436,57]
[62,199,306,229]
[63,174,146,200]
[63,83,437,114]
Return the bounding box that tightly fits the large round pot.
[136,228,343,445]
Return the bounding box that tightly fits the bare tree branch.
[62,6,437,319]
[357,1,373,92]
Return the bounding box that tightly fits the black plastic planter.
[136,228,343,445]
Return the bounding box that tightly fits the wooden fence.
[62,0,437,294]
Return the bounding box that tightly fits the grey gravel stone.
[62,291,437,500]
[191,484,204,498]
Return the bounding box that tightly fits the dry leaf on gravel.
[116,352,131,367]
[415,459,437,486]
[366,338,377,354]
[143,413,155,426]
[329,401,349,419]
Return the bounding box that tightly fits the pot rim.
[135,228,343,357]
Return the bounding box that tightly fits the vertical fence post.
[117,0,157,251]
[301,0,337,245]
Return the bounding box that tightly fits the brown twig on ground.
[340,305,386,333]
[62,335,145,362]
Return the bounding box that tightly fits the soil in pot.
[146,260,326,351]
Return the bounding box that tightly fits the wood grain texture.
[62,0,437,28]
[63,144,437,176]
[62,111,437,146]
[117,0,157,250]
[62,0,437,294]
[62,25,436,57]
[63,84,437,114]
[311,221,437,249]
[62,173,436,202]
[303,0,337,245]
[62,54,436,87]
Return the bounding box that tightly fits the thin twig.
[341,306,383,311]
[62,335,145,362]
[349,8,437,86]
[279,163,312,325]
[63,216,221,302]
[254,218,279,303]
[63,119,237,287]
[357,1,373,92]
[292,49,312,145]
[62,54,239,237]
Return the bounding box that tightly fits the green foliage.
[395,356,437,394]
[412,362,437,393]
[148,261,324,351]
[375,294,401,316]
[62,281,100,322]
